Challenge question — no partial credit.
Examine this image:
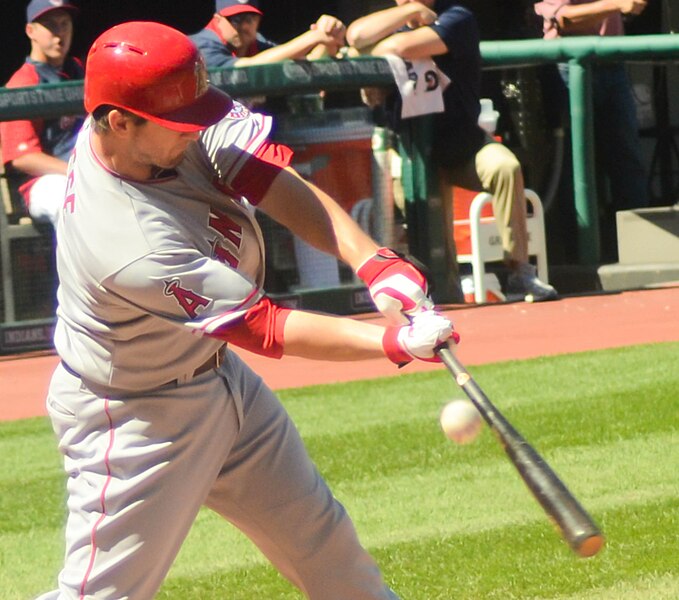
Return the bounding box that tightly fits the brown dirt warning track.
[1,286,678,422]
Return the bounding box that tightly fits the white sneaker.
[506,263,558,303]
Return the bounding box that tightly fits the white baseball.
[439,399,483,444]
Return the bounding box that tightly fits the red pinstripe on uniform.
[79,398,115,599]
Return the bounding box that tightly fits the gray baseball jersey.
[55,102,274,391]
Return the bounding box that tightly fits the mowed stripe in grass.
[157,499,679,599]
[0,342,677,599]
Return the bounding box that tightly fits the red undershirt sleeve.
[206,296,292,358]
[228,140,294,205]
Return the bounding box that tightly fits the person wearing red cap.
[0,0,83,228]
[191,0,346,69]
[34,20,456,600]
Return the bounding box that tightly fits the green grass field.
[1,342,678,599]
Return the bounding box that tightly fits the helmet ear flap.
[84,21,232,132]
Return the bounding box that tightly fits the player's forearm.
[259,168,378,270]
[10,152,68,177]
[346,4,421,49]
[282,310,387,360]
[301,179,380,269]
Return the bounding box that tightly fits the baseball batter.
[37,21,457,600]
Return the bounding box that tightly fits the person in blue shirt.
[347,0,558,302]
[190,0,345,69]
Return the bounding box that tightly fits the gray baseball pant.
[38,350,398,599]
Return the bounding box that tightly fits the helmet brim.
[131,85,233,133]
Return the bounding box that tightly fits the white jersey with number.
[55,102,276,391]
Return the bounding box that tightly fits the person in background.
[347,0,558,303]
[0,0,83,228]
[534,0,650,262]
[190,0,346,69]
[190,0,348,289]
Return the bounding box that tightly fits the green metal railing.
[481,34,679,264]
[1,35,677,269]
[0,58,395,120]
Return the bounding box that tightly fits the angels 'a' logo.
[164,278,211,318]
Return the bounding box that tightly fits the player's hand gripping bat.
[436,344,604,558]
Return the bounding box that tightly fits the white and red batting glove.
[383,310,460,367]
[357,247,433,325]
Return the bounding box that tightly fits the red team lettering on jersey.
[164,278,211,318]
[162,207,245,317]
[209,209,242,267]
[211,240,238,268]
[63,149,77,213]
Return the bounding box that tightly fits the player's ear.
[108,109,136,134]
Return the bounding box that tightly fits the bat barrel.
[437,346,605,557]
[504,437,605,557]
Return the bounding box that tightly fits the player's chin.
[162,151,189,170]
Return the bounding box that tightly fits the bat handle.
[436,345,500,431]
[436,344,473,389]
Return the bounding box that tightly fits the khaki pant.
[439,137,529,267]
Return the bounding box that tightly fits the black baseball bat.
[437,345,604,557]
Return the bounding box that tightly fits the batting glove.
[357,247,433,325]
[383,310,460,366]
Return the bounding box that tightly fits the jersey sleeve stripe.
[186,287,262,335]
[220,112,272,184]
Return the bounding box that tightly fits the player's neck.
[91,130,154,181]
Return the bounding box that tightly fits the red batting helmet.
[84,21,232,132]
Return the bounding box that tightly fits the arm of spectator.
[10,152,69,177]
[552,0,647,33]
[346,2,437,51]
[234,15,346,65]
[305,14,346,59]
[367,25,448,59]
[359,86,391,109]
[201,42,238,69]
